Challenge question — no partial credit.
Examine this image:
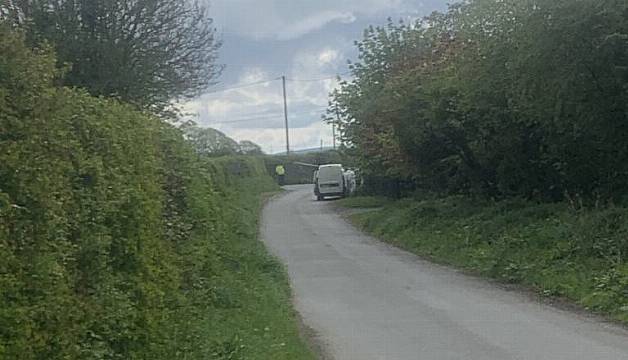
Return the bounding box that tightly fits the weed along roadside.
[337,196,628,325]
[199,158,316,360]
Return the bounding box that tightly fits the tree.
[13,0,222,117]
[329,0,628,200]
[238,140,263,155]
[184,126,240,156]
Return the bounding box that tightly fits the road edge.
[333,201,628,334]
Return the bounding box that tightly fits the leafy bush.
[0,27,312,359]
[330,0,628,201]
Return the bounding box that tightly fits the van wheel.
[317,195,324,201]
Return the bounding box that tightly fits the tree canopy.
[329,0,628,201]
[184,125,264,156]
[9,0,222,117]
[238,140,263,155]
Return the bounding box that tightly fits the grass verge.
[336,196,392,209]
[341,196,628,324]
[201,176,315,359]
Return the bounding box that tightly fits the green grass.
[336,196,392,208]
[342,196,628,324]
[200,176,315,360]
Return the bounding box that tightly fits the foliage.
[0,28,312,359]
[238,140,263,155]
[346,196,628,323]
[196,173,315,360]
[184,125,241,156]
[329,0,628,201]
[8,0,222,117]
[336,196,391,209]
[183,125,264,157]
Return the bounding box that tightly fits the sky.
[185,0,449,154]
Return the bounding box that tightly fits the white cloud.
[240,67,268,82]
[209,0,422,40]
[318,49,340,65]
[290,47,345,106]
[277,11,356,40]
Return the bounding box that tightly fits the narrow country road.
[261,185,628,360]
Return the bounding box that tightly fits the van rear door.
[317,166,344,196]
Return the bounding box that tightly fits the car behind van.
[314,164,345,201]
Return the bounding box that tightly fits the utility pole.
[282,76,290,155]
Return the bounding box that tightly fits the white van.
[313,164,346,201]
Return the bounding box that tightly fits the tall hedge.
[330,0,628,201]
[0,27,272,359]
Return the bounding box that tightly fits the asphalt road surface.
[261,185,628,360]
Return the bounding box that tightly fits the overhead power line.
[210,107,328,125]
[285,71,351,82]
[204,77,281,94]
[201,72,351,95]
